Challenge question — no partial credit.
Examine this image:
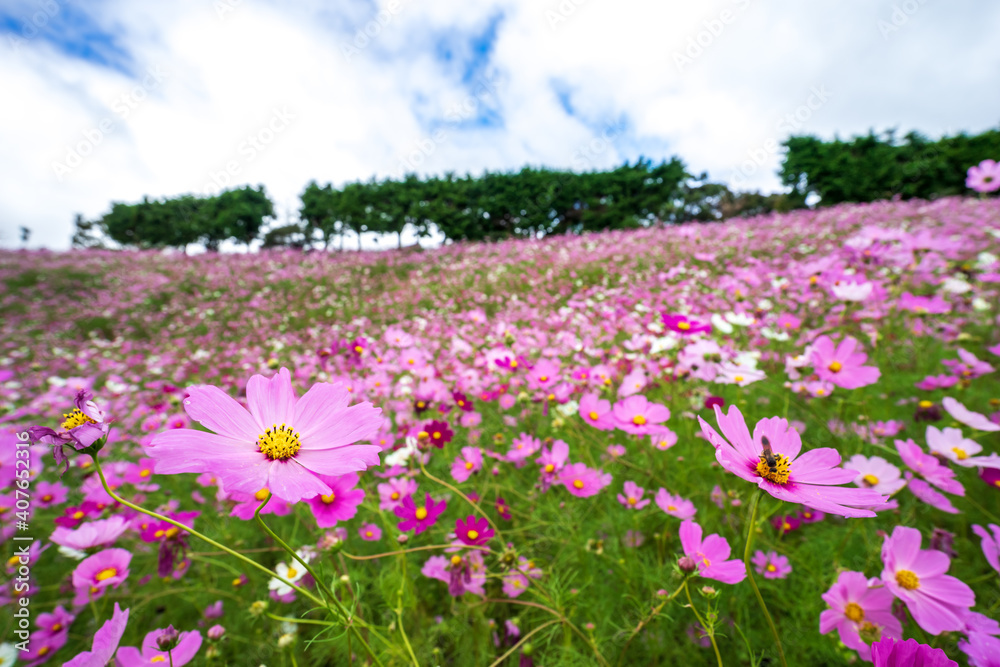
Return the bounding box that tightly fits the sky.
[2,0,999,250]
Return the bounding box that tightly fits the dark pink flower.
[305,473,365,528]
[455,516,494,546]
[811,335,881,389]
[971,523,1000,573]
[662,313,711,335]
[558,462,612,498]
[699,405,887,517]
[679,520,745,584]
[870,637,957,667]
[394,493,446,534]
[612,395,670,436]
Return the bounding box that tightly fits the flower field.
[3,195,1000,666]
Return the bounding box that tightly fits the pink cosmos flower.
[116,628,203,666]
[64,602,129,667]
[422,552,487,597]
[895,439,964,495]
[33,480,69,508]
[579,392,615,430]
[394,493,446,534]
[698,405,886,517]
[899,292,951,315]
[359,522,382,541]
[147,368,383,503]
[678,520,746,584]
[881,526,975,635]
[662,313,711,335]
[942,397,1000,432]
[73,548,131,597]
[558,462,612,498]
[820,570,901,662]
[503,570,531,598]
[617,481,650,510]
[305,472,365,528]
[506,433,542,463]
[618,369,647,398]
[612,395,670,435]
[29,389,111,472]
[971,524,1000,573]
[906,474,959,514]
[915,374,959,391]
[22,630,68,665]
[451,446,483,483]
[51,515,130,551]
[378,476,417,510]
[845,455,906,496]
[959,632,1000,667]
[455,516,494,546]
[654,489,696,519]
[926,425,1000,469]
[811,335,881,389]
[942,348,995,379]
[651,428,678,451]
[870,637,958,667]
[526,358,560,391]
[751,550,792,579]
[537,439,569,481]
[967,159,1000,193]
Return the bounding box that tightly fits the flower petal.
[183,385,260,441]
[246,368,296,431]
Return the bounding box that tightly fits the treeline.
[73,126,999,250]
[781,128,1000,204]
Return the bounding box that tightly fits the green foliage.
[780,127,1000,204]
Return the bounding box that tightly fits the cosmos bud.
[678,556,697,573]
[156,626,180,651]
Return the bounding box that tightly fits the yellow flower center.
[862,474,879,487]
[321,493,336,504]
[766,564,776,572]
[457,400,465,406]
[73,511,84,519]
[467,529,479,540]
[572,479,585,489]
[415,507,428,520]
[38,647,50,657]
[354,345,363,353]
[510,360,518,368]
[632,415,647,426]
[365,531,373,537]
[895,570,919,590]
[51,623,62,632]
[154,529,165,538]
[286,567,298,579]
[627,497,637,505]
[391,492,400,500]
[755,452,791,485]
[951,447,968,460]
[433,431,441,440]
[677,321,691,331]
[539,375,548,382]
[95,567,118,582]
[828,361,843,373]
[255,488,270,501]
[844,602,865,622]
[544,464,555,473]
[7,555,18,567]
[450,555,462,566]
[588,411,599,420]
[667,505,677,511]
[151,657,166,663]
[257,423,302,460]
[918,400,933,409]
[734,375,744,383]
[61,408,97,430]
[465,461,474,470]
[140,469,152,478]
[233,577,242,586]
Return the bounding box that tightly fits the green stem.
[395,555,420,666]
[683,580,722,667]
[488,619,559,667]
[616,582,686,667]
[342,544,494,561]
[744,489,788,667]
[91,455,322,607]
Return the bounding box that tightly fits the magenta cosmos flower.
[116,628,203,666]
[73,548,131,595]
[394,493,446,534]
[967,158,1000,193]
[558,462,612,498]
[971,524,1000,573]
[579,392,615,431]
[455,516,494,546]
[612,395,670,436]
[678,520,745,584]
[451,446,483,483]
[870,637,958,667]
[881,526,975,635]
[64,603,129,667]
[147,368,383,503]
[359,522,382,541]
[305,472,365,528]
[662,313,711,335]
[811,335,881,389]
[655,489,696,519]
[895,439,964,496]
[698,405,887,517]
[820,570,901,662]
[751,550,792,579]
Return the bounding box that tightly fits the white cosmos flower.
[649,336,677,354]
[724,312,755,327]
[761,327,790,341]
[269,551,313,596]
[0,643,17,667]
[941,278,971,294]
[710,313,734,334]
[831,281,873,302]
[556,400,579,417]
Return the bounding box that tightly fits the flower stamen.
[257,423,302,460]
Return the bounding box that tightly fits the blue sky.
[2,0,999,249]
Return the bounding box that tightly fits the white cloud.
[2,0,999,249]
